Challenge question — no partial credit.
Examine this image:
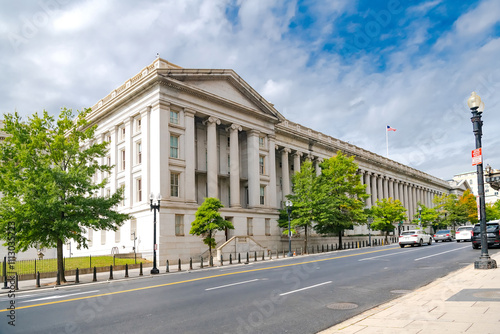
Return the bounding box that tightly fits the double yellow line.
[1,247,397,312]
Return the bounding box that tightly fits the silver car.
[433,229,454,242]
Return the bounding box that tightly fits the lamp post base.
[474,257,497,270]
[150,268,160,274]
[287,252,293,257]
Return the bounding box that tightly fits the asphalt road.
[2,241,497,334]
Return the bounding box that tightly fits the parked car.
[433,230,454,242]
[399,230,432,248]
[455,226,473,242]
[472,220,500,249]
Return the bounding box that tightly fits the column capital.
[293,151,303,158]
[248,129,260,136]
[184,108,196,117]
[267,134,276,140]
[205,116,221,125]
[227,123,242,132]
[140,106,151,117]
[282,147,291,154]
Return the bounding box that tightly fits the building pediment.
[157,67,284,123]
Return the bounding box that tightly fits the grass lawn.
[5,256,150,276]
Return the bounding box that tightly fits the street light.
[285,200,293,257]
[150,193,161,274]
[418,206,422,228]
[467,92,497,269]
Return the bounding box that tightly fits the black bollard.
[178,259,181,271]
[322,245,324,252]
[109,265,113,280]
[166,260,169,272]
[201,257,204,269]
[254,251,257,262]
[36,271,41,288]
[75,268,80,283]
[229,254,232,265]
[15,273,19,290]
[93,266,97,282]
[220,254,223,266]
[238,253,241,264]
[246,252,249,263]
[262,252,265,261]
[139,262,143,276]
[125,264,129,278]
[190,257,193,270]
[210,256,213,267]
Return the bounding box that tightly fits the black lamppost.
[467,92,497,269]
[150,193,161,274]
[285,200,293,257]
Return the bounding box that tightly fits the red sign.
[472,148,482,166]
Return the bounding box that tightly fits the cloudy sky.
[1,0,499,181]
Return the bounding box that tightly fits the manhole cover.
[391,290,412,294]
[327,303,358,310]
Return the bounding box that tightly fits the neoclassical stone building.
[65,58,467,261]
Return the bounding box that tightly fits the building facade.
[452,171,500,204]
[64,58,467,261]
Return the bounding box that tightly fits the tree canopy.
[370,198,407,241]
[190,197,234,260]
[0,108,131,283]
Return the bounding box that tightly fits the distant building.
[452,171,500,204]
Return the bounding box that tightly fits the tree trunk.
[57,238,66,283]
[304,225,308,254]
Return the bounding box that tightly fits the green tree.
[313,151,369,248]
[370,198,407,242]
[486,200,500,221]
[286,160,319,253]
[0,109,130,283]
[412,202,438,228]
[190,197,234,261]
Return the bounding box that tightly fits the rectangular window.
[115,227,121,243]
[130,219,137,240]
[119,126,125,141]
[170,135,179,158]
[106,135,111,143]
[170,110,179,124]
[259,136,265,148]
[247,218,253,236]
[88,229,93,247]
[136,142,142,164]
[101,230,106,245]
[265,218,270,236]
[136,118,142,132]
[120,149,126,171]
[260,186,265,205]
[175,215,184,236]
[259,155,265,175]
[119,183,125,206]
[171,173,179,197]
[106,188,111,198]
[136,178,142,202]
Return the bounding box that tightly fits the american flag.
[387,125,396,132]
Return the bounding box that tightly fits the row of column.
[360,170,443,221]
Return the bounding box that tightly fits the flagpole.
[386,127,389,157]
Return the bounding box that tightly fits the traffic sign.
[472,148,482,166]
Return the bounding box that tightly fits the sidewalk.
[319,252,500,334]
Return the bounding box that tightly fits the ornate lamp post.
[150,193,161,274]
[285,200,293,257]
[467,92,496,269]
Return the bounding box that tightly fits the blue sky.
[1,0,500,180]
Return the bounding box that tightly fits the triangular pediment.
[158,68,284,122]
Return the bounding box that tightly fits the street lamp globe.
[467,91,482,109]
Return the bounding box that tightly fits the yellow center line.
[1,247,398,312]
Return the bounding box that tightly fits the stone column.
[125,117,133,208]
[184,109,196,203]
[206,117,220,198]
[247,130,260,208]
[281,148,291,201]
[394,180,400,202]
[383,177,389,199]
[149,101,170,198]
[371,173,378,206]
[140,107,150,202]
[268,135,277,208]
[228,123,242,207]
[404,183,410,220]
[364,171,372,208]
[293,151,302,173]
[377,175,383,200]
[388,178,394,199]
[315,158,322,177]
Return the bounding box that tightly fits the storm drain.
[391,290,412,294]
[327,303,358,310]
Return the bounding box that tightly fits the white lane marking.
[414,245,470,261]
[279,281,332,296]
[205,279,260,291]
[359,249,413,261]
[21,290,100,303]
